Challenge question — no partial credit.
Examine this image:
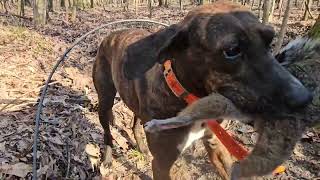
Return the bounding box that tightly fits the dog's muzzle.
[283,76,313,109]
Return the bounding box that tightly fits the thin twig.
[65,140,71,179]
[0,12,32,20]
[32,19,169,180]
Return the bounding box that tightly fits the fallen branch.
[0,12,32,20]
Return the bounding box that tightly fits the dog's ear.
[124,24,189,79]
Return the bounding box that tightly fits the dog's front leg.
[145,93,252,133]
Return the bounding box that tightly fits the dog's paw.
[144,120,161,133]
[102,145,113,168]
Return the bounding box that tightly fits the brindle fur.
[92,1,311,179]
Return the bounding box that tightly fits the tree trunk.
[90,0,93,7]
[262,0,271,24]
[18,0,25,16]
[258,0,263,18]
[148,0,151,18]
[179,0,182,10]
[274,0,291,54]
[33,0,47,25]
[277,0,283,18]
[302,0,313,20]
[269,0,275,21]
[61,0,65,7]
[158,0,162,6]
[71,0,76,22]
[64,0,69,21]
[48,0,53,11]
[134,0,138,14]
[251,0,255,10]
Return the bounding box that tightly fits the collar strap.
[163,59,248,160]
[163,60,199,104]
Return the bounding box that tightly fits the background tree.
[274,0,292,54]
[33,0,47,25]
[262,0,271,23]
[302,0,313,20]
[148,0,152,18]
[71,0,77,22]
[18,0,25,16]
[269,0,276,21]
[48,0,53,11]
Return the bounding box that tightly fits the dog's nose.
[284,79,313,108]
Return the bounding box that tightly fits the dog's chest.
[177,121,206,152]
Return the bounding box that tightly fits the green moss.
[128,149,145,162]
[308,16,320,39]
[309,22,320,39]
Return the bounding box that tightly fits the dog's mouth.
[215,85,312,178]
[217,86,283,116]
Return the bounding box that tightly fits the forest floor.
[0,3,319,180]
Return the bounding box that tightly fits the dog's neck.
[170,53,208,98]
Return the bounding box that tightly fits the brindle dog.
[92,1,312,179]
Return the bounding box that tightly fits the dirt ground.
[0,3,319,180]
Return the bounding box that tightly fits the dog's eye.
[223,45,242,60]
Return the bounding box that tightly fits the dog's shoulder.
[100,29,151,50]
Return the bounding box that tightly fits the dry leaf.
[293,148,304,158]
[85,144,100,157]
[37,160,56,178]
[110,128,129,150]
[272,165,286,175]
[85,143,101,171]
[48,136,64,145]
[0,142,6,152]
[0,162,32,178]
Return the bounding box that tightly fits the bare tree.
[258,0,263,18]
[33,0,47,25]
[274,0,292,54]
[148,0,152,18]
[61,0,65,7]
[251,0,255,10]
[71,0,76,22]
[269,0,275,21]
[18,0,25,16]
[262,0,271,23]
[134,0,138,14]
[302,0,313,20]
[48,0,53,11]
[277,0,283,18]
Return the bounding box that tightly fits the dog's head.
[124,1,312,112]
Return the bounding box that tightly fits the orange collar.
[163,60,248,160]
